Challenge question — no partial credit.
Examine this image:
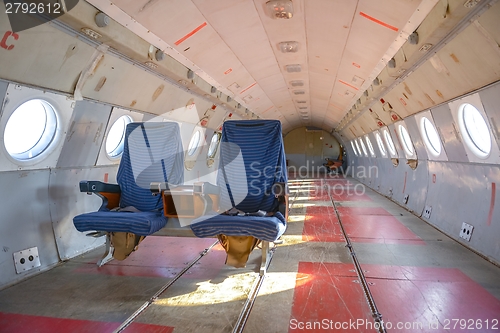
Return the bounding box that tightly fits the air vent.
[290,80,304,87]
[293,90,305,95]
[279,41,298,53]
[299,107,307,110]
[266,0,294,19]
[296,100,306,104]
[285,64,301,73]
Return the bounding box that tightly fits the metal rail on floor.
[112,241,219,333]
[232,245,276,333]
[326,185,388,333]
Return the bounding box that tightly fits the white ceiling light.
[279,41,299,53]
[266,0,294,19]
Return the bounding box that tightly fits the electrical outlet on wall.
[459,222,474,242]
[423,205,432,219]
[13,247,41,274]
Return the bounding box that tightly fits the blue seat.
[190,120,288,269]
[73,122,184,237]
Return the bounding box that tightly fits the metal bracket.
[459,222,474,242]
[422,205,432,219]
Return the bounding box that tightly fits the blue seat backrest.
[117,122,184,211]
[218,120,287,213]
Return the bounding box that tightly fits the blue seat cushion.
[73,210,167,236]
[190,212,286,242]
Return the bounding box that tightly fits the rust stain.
[94,76,107,92]
[436,90,444,98]
[450,53,460,63]
[424,93,435,104]
[130,100,137,107]
[152,84,164,101]
[402,93,409,99]
[403,83,412,95]
[418,101,424,108]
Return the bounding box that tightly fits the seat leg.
[97,233,113,267]
[260,241,271,276]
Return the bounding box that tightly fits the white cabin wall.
[339,81,500,265]
[0,4,245,288]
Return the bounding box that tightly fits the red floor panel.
[75,237,226,279]
[0,312,174,333]
[331,192,372,202]
[341,215,425,245]
[337,207,392,216]
[362,265,500,332]
[302,206,344,242]
[289,262,375,333]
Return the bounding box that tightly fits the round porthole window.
[384,129,396,156]
[398,125,414,156]
[187,130,201,156]
[365,136,375,157]
[351,141,358,156]
[207,132,221,158]
[458,103,491,158]
[359,138,368,156]
[106,115,132,158]
[376,132,386,156]
[421,117,442,156]
[4,99,58,161]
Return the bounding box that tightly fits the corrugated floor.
[1,175,499,333]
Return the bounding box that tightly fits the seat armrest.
[80,181,121,194]
[79,181,121,210]
[150,182,220,217]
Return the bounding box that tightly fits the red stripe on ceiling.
[338,80,359,91]
[359,12,399,32]
[239,82,257,94]
[174,22,207,46]
[487,182,496,226]
[263,106,273,113]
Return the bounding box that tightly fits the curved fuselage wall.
[0,11,241,289]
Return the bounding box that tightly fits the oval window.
[359,138,368,156]
[106,115,132,158]
[355,139,362,157]
[384,129,396,156]
[351,141,358,156]
[399,125,414,156]
[4,99,58,161]
[459,103,491,158]
[421,117,441,156]
[187,130,201,156]
[365,136,375,157]
[207,132,221,158]
[376,132,386,156]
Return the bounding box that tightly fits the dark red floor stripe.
[289,262,374,332]
[303,206,344,242]
[0,312,174,333]
[341,215,425,245]
[363,265,500,332]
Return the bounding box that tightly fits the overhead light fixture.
[266,0,294,19]
[408,31,419,45]
[419,43,433,52]
[279,41,299,53]
[95,12,110,27]
[290,80,304,87]
[155,49,165,61]
[285,64,301,73]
